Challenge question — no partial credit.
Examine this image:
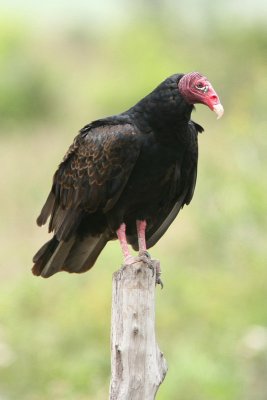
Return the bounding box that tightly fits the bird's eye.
[195,82,208,92]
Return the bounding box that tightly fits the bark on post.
[109,260,168,400]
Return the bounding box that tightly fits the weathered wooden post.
[109,259,168,399]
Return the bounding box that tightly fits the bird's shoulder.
[62,114,141,162]
[50,115,143,213]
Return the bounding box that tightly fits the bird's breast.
[122,141,184,203]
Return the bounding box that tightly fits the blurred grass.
[0,5,267,399]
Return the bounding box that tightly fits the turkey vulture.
[32,72,223,278]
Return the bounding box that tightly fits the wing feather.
[37,121,141,241]
[145,120,199,248]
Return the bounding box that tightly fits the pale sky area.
[0,0,266,30]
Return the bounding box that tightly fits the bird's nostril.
[210,94,218,102]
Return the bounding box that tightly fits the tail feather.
[32,237,59,276]
[36,191,55,227]
[40,238,76,278]
[32,232,108,278]
[63,233,108,274]
[33,236,57,264]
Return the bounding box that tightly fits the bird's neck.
[129,90,194,144]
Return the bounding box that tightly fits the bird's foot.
[122,254,138,266]
[122,252,151,267]
[122,253,163,288]
[138,250,151,263]
[138,250,155,275]
[138,253,163,288]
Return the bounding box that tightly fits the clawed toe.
[156,276,164,289]
[123,255,137,266]
[154,260,163,289]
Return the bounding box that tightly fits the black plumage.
[33,72,222,278]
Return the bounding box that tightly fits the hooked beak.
[213,103,224,120]
[204,86,224,119]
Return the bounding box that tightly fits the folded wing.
[37,121,141,241]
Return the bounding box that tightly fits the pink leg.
[116,223,133,264]
[136,220,147,253]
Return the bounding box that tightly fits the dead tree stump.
[109,260,168,399]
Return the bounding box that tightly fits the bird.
[32,72,224,278]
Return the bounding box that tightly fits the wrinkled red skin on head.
[178,72,221,111]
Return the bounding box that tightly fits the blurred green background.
[1,1,267,399]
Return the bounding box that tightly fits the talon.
[156,276,164,289]
[147,261,155,277]
[153,260,163,288]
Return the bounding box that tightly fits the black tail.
[32,232,108,278]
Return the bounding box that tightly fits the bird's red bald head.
[178,72,224,119]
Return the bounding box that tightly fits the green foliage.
[0,7,267,400]
[0,20,57,125]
